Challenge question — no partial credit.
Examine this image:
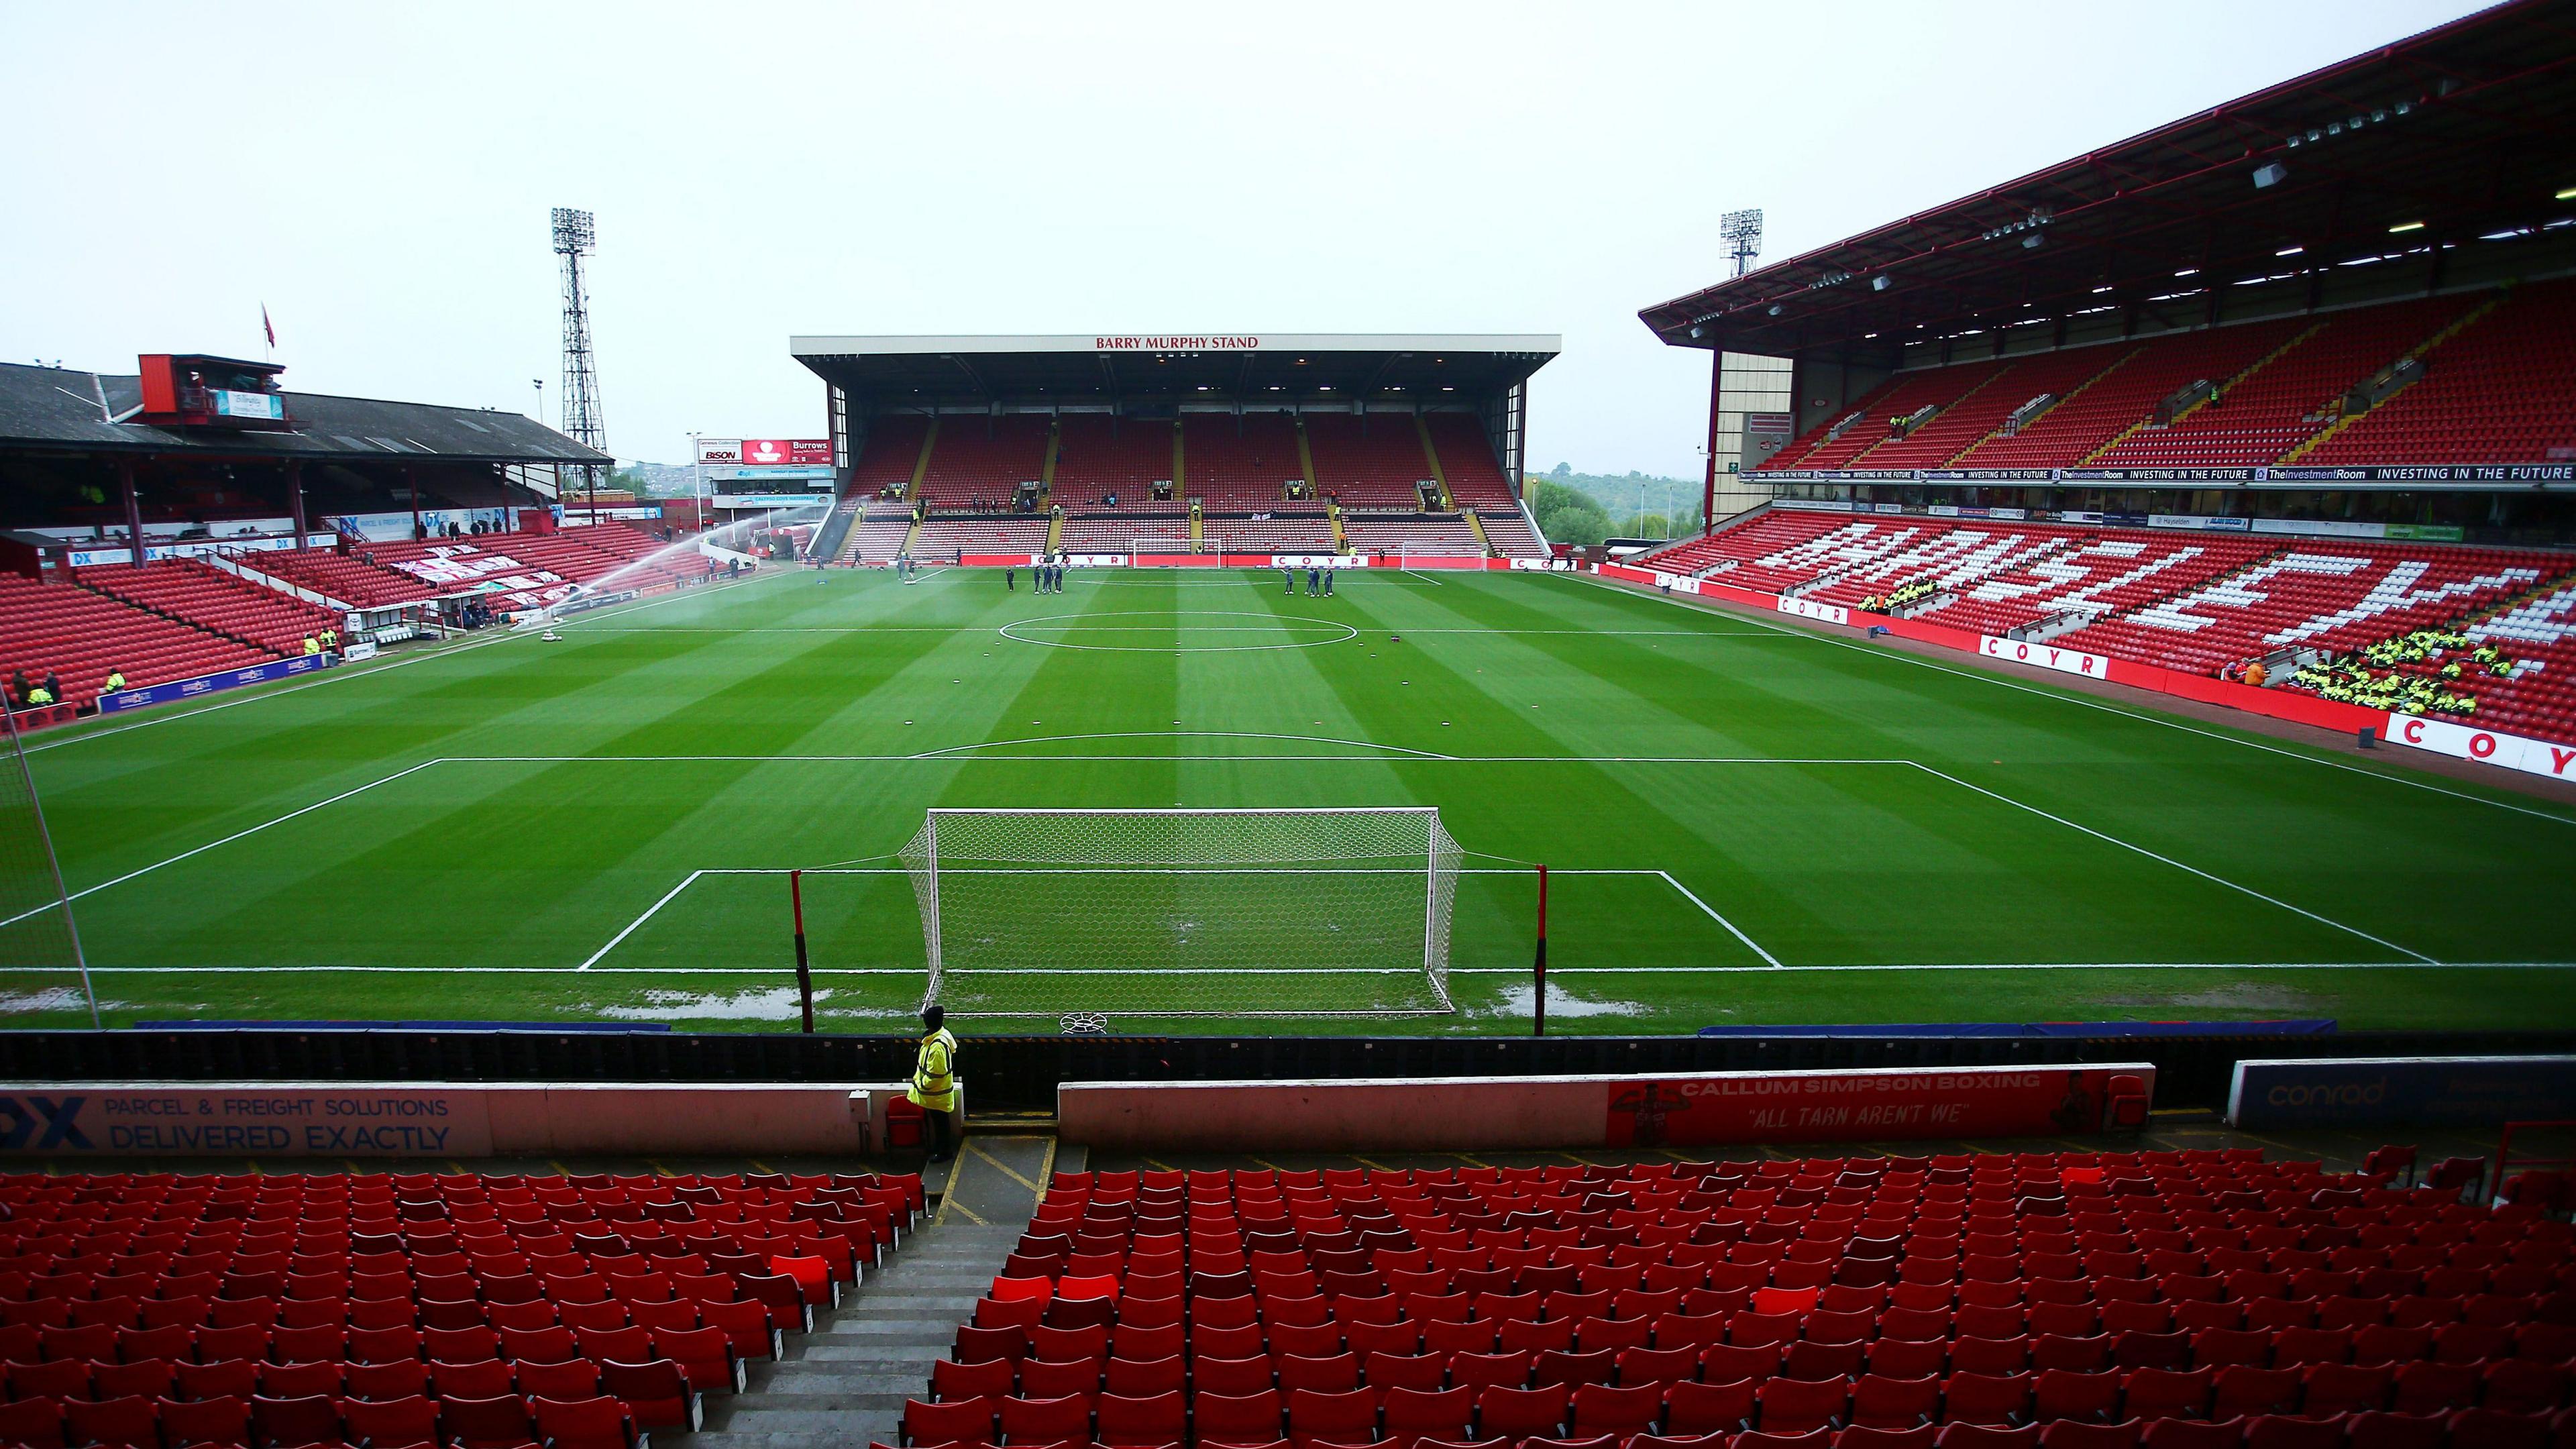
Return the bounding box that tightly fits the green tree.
[1532,480,1612,547]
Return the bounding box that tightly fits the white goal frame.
[901,806,1461,1017]
[1131,535,1220,555]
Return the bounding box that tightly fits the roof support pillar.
[406,464,421,540]
[286,461,309,549]
[119,458,148,568]
[1703,352,1723,535]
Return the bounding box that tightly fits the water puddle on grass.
[1464,980,1650,1022]
[0,987,138,1015]
[595,986,917,1023]
[2104,981,2330,1015]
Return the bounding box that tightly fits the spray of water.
[521,501,833,629]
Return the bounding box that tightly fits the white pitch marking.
[1654,869,1783,968]
[1906,761,2437,964]
[0,759,445,930]
[575,869,706,971]
[905,731,1457,761]
[1571,570,2576,826]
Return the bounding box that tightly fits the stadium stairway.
[663,1137,1051,1449]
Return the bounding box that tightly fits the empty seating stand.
[1424,415,1523,512]
[895,1150,2576,1449]
[1307,415,1434,511]
[1054,419,1178,506]
[74,558,340,655]
[0,573,278,708]
[0,1167,926,1449]
[2060,543,2561,680]
[1185,416,1303,510]
[254,549,437,609]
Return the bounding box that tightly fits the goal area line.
[570,865,1776,1014]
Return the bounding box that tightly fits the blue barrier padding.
[99,654,336,712]
[1699,1019,2337,1038]
[2025,1019,2338,1038]
[2231,1054,2576,1128]
[137,1020,673,1033]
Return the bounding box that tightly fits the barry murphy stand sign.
[0,1086,492,1156]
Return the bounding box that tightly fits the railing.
[7,1026,2575,1118]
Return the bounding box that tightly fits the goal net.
[900,807,1461,1018]
[1130,536,1219,555]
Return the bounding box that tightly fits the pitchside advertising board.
[1606,1065,2151,1147]
[0,1087,491,1156]
[2228,1055,2576,1129]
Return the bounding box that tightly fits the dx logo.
[0,1096,93,1150]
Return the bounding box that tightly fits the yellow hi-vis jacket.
[909,1028,959,1112]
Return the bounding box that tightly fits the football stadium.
[4,5,2576,1449]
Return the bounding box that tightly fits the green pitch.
[9,566,2575,1034]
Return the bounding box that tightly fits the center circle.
[999,610,1361,653]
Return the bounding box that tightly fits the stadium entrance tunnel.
[997,610,1360,652]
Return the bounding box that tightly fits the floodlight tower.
[551,207,606,504]
[1719,209,1764,279]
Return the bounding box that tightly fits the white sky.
[1,0,2481,478]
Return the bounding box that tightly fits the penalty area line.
[1654,869,1782,968]
[1907,761,2436,965]
[0,760,447,932]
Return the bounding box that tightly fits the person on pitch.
[1324,566,1335,596]
[910,1005,962,1163]
[1006,566,1016,592]
[1307,566,1321,596]
[1283,564,1296,595]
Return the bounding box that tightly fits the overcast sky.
[2,0,2483,478]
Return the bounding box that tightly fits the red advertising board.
[1605,1065,2153,1146]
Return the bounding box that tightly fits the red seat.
[1568,1382,1662,1436]
[340,1395,440,1449]
[1851,1373,1939,1430]
[1095,1389,1186,1446]
[1382,1385,1472,1444]
[1474,1384,1568,1441]
[1942,1372,2033,1426]
[63,1397,158,1449]
[904,1395,997,1446]
[531,1393,639,1449]
[1000,1393,1092,1445]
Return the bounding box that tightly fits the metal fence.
[7,1027,2576,1116]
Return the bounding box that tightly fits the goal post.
[1131,535,1221,555]
[899,807,1462,1018]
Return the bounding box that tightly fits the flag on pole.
[261,305,276,348]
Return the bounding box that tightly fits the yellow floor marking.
[1035,1138,1059,1203]
[946,1198,989,1226]
[931,1151,971,1226]
[1449,1152,1491,1169]
[751,1160,777,1175]
[549,1161,572,1177]
[1354,1156,1399,1174]
[969,1142,1042,1194]
[1142,1157,1177,1173]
